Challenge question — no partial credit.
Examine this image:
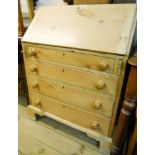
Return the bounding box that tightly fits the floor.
[18,96,105,155]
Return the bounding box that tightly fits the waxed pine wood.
[24,58,119,96]
[22,4,136,154]
[25,44,122,75]
[27,75,115,118]
[28,91,111,136]
[18,99,108,155]
[22,4,136,55]
[74,0,111,5]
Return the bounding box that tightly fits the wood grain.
[19,132,62,155]
[24,58,119,96]
[27,74,115,118]
[25,45,118,75]
[22,4,137,55]
[21,4,136,153]
[108,56,128,137]
[18,102,110,155]
[74,0,111,4]
[28,91,111,136]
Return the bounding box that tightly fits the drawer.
[25,59,119,96]
[27,75,115,118]
[25,45,121,75]
[29,91,111,136]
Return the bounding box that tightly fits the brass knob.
[99,61,108,71]
[30,65,38,72]
[33,99,41,106]
[32,82,39,89]
[96,80,105,90]
[90,121,99,130]
[28,48,36,57]
[92,100,102,109]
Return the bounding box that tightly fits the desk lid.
[22,4,136,55]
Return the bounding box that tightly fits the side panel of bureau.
[29,91,111,136]
[27,74,115,118]
[108,56,128,136]
[24,59,119,96]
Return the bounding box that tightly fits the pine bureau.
[22,4,136,154]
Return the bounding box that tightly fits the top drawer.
[25,45,122,75]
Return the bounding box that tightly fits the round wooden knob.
[99,61,108,71]
[96,80,105,90]
[92,100,102,109]
[28,48,36,57]
[30,65,38,72]
[33,99,41,106]
[21,50,25,54]
[32,82,39,89]
[90,121,99,130]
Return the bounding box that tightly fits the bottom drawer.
[29,91,111,136]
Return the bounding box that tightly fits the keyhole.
[63,53,65,56]
[62,86,64,89]
[62,69,64,72]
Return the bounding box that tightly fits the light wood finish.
[100,61,109,71]
[29,92,111,136]
[27,75,115,118]
[24,59,119,96]
[31,81,39,89]
[22,4,136,153]
[96,80,105,90]
[18,100,110,155]
[90,121,100,130]
[25,45,120,75]
[22,4,136,55]
[28,106,112,154]
[92,100,102,110]
[33,98,41,106]
[28,107,36,120]
[19,133,61,155]
[74,0,111,5]
[108,56,128,136]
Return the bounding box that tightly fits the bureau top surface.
[22,4,136,55]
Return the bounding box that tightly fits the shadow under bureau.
[22,4,136,154]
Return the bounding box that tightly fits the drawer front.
[29,91,111,136]
[27,75,115,118]
[25,59,119,96]
[25,45,119,75]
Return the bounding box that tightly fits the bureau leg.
[28,108,37,120]
[98,138,112,155]
[87,132,112,154]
